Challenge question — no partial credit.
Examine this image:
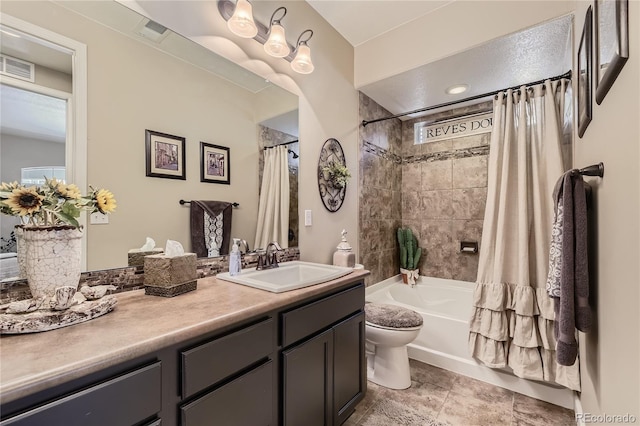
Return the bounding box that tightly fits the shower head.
[288,149,299,159]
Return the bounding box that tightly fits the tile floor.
[344,360,576,426]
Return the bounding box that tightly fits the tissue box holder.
[128,248,165,267]
[144,253,197,297]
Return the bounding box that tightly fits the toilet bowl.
[364,303,423,390]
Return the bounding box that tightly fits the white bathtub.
[366,275,575,409]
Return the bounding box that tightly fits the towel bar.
[179,200,239,207]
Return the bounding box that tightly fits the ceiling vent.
[0,55,35,82]
[134,18,170,44]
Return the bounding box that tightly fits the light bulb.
[291,43,314,74]
[264,23,290,58]
[227,0,257,38]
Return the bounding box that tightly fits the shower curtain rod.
[263,140,298,149]
[361,70,572,127]
[263,140,299,158]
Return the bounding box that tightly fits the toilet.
[364,302,423,390]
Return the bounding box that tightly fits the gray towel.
[550,170,592,366]
[190,201,233,257]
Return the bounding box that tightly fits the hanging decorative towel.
[546,170,592,366]
[189,201,233,257]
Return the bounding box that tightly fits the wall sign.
[414,112,493,144]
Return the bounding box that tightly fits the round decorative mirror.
[317,138,348,212]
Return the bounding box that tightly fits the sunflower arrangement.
[0,178,116,228]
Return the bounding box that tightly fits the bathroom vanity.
[0,270,368,426]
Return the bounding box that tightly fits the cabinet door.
[282,329,333,426]
[0,362,161,426]
[180,360,273,426]
[333,311,366,425]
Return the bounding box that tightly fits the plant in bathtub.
[397,227,421,285]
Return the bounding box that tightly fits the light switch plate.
[304,210,312,226]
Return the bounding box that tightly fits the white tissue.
[165,240,185,257]
[140,237,156,251]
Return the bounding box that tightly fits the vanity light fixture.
[446,84,469,95]
[219,0,314,74]
[226,0,258,38]
[291,30,314,74]
[264,7,290,58]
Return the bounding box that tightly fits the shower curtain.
[254,145,290,250]
[468,80,581,391]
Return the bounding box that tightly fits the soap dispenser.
[229,238,242,276]
[333,229,355,268]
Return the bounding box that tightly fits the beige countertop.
[0,269,369,405]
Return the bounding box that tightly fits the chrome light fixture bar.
[218,0,314,74]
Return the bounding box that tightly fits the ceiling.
[306,1,573,119]
[306,0,453,47]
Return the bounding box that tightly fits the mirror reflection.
[0,0,299,276]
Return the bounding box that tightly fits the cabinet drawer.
[181,360,273,426]
[181,317,274,398]
[281,283,364,347]
[1,362,161,426]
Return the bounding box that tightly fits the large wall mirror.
[0,0,299,275]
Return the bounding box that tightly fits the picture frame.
[577,6,593,139]
[595,0,629,104]
[145,129,186,180]
[200,142,230,184]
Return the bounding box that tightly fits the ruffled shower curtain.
[254,145,290,250]
[468,80,581,391]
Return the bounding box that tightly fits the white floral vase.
[14,225,27,279]
[22,226,83,300]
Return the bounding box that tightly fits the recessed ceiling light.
[446,84,469,95]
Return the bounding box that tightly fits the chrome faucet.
[238,239,250,254]
[256,241,282,270]
[266,241,282,268]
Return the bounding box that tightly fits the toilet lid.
[364,303,423,329]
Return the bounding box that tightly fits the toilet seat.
[365,321,422,331]
[364,303,423,329]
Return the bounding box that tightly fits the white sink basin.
[216,261,353,293]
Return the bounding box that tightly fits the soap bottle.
[229,238,242,276]
[333,229,356,268]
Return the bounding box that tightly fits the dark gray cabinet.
[283,329,334,426]
[180,360,273,426]
[333,312,366,426]
[281,285,366,426]
[0,280,365,426]
[0,362,162,426]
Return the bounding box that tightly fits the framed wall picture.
[595,0,629,104]
[578,6,593,139]
[200,142,230,184]
[145,129,186,180]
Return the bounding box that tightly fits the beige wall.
[573,0,640,418]
[1,1,280,270]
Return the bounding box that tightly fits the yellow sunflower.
[0,181,19,191]
[95,189,117,214]
[5,187,44,216]
[58,183,82,200]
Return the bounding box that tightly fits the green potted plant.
[397,227,421,285]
